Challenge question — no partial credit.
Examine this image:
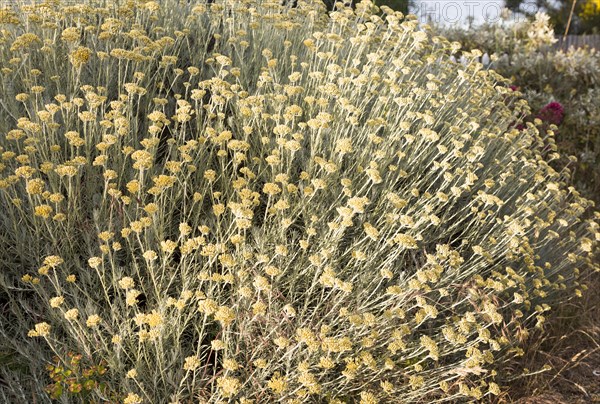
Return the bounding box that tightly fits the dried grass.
[508,271,600,403]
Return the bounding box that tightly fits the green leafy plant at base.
[45,352,114,401]
[0,1,598,403]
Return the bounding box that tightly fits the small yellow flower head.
[179,222,192,236]
[223,358,239,371]
[407,374,424,390]
[252,300,267,316]
[130,221,144,233]
[126,289,141,306]
[203,169,216,181]
[103,170,118,181]
[365,167,382,184]
[126,369,138,379]
[144,1,160,12]
[28,322,51,338]
[265,265,281,277]
[215,55,232,66]
[15,93,29,103]
[86,314,102,328]
[10,33,41,52]
[49,296,64,308]
[268,372,288,394]
[48,193,64,203]
[88,257,102,269]
[124,393,143,404]
[97,231,113,242]
[131,150,153,170]
[275,245,288,256]
[118,276,135,290]
[143,250,158,262]
[252,358,267,369]
[145,310,163,327]
[253,275,271,292]
[359,391,377,404]
[381,381,394,393]
[211,339,225,350]
[263,182,281,196]
[64,309,79,321]
[144,203,159,214]
[126,180,140,194]
[34,205,53,218]
[488,382,501,396]
[335,138,354,154]
[581,238,593,253]
[152,175,176,189]
[347,196,369,214]
[213,204,225,216]
[61,27,80,42]
[161,240,178,254]
[183,356,201,371]
[38,266,50,276]
[273,335,290,349]
[43,256,64,268]
[69,46,92,68]
[26,178,45,195]
[216,376,241,398]
[214,306,235,327]
[198,298,218,315]
[52,213,67,222]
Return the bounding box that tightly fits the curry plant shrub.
[0,0,598,402]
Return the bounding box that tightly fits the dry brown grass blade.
[509,271,600,404]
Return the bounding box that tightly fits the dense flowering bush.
[0,1,598,402]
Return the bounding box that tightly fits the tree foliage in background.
[321,0,413,14]
[505,0,600,34]
[580,0,600,32]
[374,0,412,14]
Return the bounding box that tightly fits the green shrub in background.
[439,12,558,56]
[0,1,598,402]
[321,0,412,14]
[439,13,600,203]
[505,0,600,35]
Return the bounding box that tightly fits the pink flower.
[537,102,564,126]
